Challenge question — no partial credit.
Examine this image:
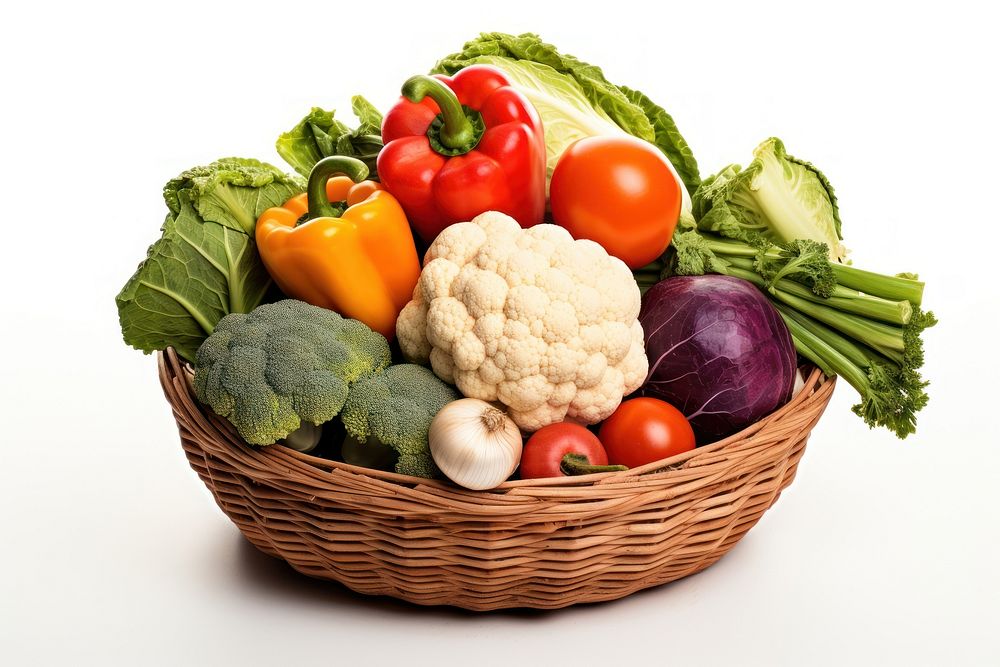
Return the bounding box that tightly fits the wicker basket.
[158,348,835,611]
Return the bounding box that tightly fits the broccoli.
[340,364,459,478]
[193,299,391,445]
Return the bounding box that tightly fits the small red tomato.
[599,397,695,468]
[550,135,682,269]
[520,423,625,479]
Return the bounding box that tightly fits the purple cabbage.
[639,275,797,444]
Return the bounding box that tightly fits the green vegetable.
[694,138,846,262]
[281,422,323,453]
[432,32,700,200]
[340,364,459,478]
[636,137,935,438]
[193,300,392,445]
[641,217,935,439]
[276,96,384,180]
[116,158,304,362]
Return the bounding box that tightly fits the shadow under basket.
[159,349,835,611]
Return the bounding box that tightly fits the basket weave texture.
[159,349,835,611]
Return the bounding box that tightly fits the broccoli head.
[340,364,459,478]
[193,299,391,445]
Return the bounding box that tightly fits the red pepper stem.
[401,75,475,151]
[306,156,369,220]
[560,453,628,476]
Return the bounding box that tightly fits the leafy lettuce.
[693,138,847,261]
[432,32,701,203]
[276,96,383,179]
[116,158,304,362]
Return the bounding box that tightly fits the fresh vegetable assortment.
[117,32,935,491]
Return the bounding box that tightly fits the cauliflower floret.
[425,296,473,352]
[601,321,633,364]
[473,312,505,357]
[424,221,488,266]
[569,368,626,424]
[396,211,649,432]
[535,267,575,301]
[541,342,586,383]
[454,265,508,318]
[452,330,487,371]
[455,368,498,401]
[419,258,461,302]
[429,347,456,383]
[396,299,431,364]
[504,285,549,324]
[539,301,579,344]
[503,250,549,288]
[569,284,603,326]
[498,374,553,412]
[620,322,650,394]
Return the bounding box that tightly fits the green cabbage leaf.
[116,158,304,362]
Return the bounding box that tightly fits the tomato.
[549,136,682,269]
[520,423,624,479]
[598,397,695,468]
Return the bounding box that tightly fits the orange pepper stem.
[306,156,370,220]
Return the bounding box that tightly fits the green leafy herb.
[276,95,384,179]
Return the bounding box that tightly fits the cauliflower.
[396,212,648,431]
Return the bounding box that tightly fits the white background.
[2,1,997,665]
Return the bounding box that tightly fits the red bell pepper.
[377,65,546,243]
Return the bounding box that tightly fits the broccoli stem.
[774,303,871,395]
[832,264,925,306]
[725,267,907,354]
[773,302,926,439]
[725,257,912,325]
[775,302,883,370]
[633,258,665,295]
[786,330,834,377]
[701,235,925,306]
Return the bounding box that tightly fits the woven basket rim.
[159,348,835,494]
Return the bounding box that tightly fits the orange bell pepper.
[256,156,420,340]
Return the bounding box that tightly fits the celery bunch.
[634,139,936,438]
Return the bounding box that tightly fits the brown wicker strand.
[158,349,835,610]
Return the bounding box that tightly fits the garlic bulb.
[429,399,522,490]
